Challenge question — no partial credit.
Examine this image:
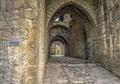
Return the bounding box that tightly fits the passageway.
[48,5,93,59]
[44,57,120,84]
[1,0,120,84]
[45,2,120,84]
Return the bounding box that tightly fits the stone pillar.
[94,0,107,63]
[103,0,120,77]
[36,0,47,84]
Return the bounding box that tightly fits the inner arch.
[47,2,96,28]
[48,4,96,60]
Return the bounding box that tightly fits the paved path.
[44,57,120,84]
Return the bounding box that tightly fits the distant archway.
[50,41,65,57]
[49,35,68,57]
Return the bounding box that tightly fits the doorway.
[50,41,65,57]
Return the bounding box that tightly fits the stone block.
[14,0,24,9]
[27,0,38,8]
[28,56,35,65]
[44,79,51,84]
[72,80,85,84]
[57,79,68,84]
[27,67,34,77]
[26,78,34,84]
[24,9,37,19]
[1,0,6,10]
[18,19,31,28]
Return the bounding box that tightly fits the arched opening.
[50,41,65,57]
[48,4,95,60]
[49,35,68,57]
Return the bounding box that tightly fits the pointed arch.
[49,35,68,57]
[47,1,97,28]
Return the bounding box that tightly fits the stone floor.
[44,57,120,84]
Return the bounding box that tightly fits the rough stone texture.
[91,0,120,77]
[101,0,120,77]
[0,0,47,84]
[49,26,69,41]
[0,0,120,84]
[46,0,97,28]
[44,57,120,84]
[47,0,120,78]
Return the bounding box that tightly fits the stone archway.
[50,39,65,57]
[46,0,97,28]
[47,4,95,59]
[49,35,68,57]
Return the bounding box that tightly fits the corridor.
[44,57,120,84]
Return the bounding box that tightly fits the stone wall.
[0,0,120,84]
[101,0,120,77]
[0,0,47,84]
[49,26,69,42]
[0,0,14,83]
[92,0,120,77]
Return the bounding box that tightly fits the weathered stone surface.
[0,0,120,84]
[44,57,120,84]
[14,0,24,9]
[0,0,46,84]
[24,8,38,19]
